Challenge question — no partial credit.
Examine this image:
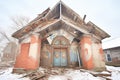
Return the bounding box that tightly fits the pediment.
[12,1,110,40]
[45,1,83,24]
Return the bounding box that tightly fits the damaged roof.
[12,1,110,40]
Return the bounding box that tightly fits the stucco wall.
[14,34,41,70]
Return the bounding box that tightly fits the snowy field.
[0,66,120,80]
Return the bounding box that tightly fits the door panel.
[61,49,67,66]
[53,48,67,67]
[54,49,61,66]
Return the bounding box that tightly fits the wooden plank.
[62,19,88,34]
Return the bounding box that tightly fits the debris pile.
[0,66,119,80]
[19,67,112,80]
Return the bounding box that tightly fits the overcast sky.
[0,0,120,42]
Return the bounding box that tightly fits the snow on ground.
[49,70,104,80]
[106,65,120,71]
[49,66,120,80]
[106,66,120,80]
[0,66,120,80]
[0,68,30,80]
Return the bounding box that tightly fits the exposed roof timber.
[61,15,89,32]
[38,21,81,37]
[36,19,87,38]
[42,29,79,41]
[13,19,57,38]
[45,1,60,19]
[39,22,62,37]
[86,21,110,39]
[34,19,60,33]
[45,1,83,23]
[60,1,83,20]
[61,19,89,34]
[61,2,83,24]
[42,27,80,39]
[12,8,51,38]
[29,8,50,24]
[35,19,83,39]
[12,1,110,40]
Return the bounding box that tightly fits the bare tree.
[0,15,30,62]
[10,15,30,31]
[0,31,11,42]
[1,15,30,40]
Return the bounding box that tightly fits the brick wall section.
[14,35,41,70]
[14,43,30,69]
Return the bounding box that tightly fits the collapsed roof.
[12,1,110,40]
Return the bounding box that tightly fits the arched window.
[52,36,70,45]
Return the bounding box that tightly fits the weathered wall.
[92,42,105,71]
[104,47,120,66]
[14,34,41,70]
[40,44,51,67]
[69,41,79,67]
[80,35,94,69]
[13,33,106,71]
[80,35,105,71]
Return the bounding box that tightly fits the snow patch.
[100,71,111,74]
[49,70,104,80]
[106,66,120,72]
[106,66,120,80]
[0,68,30,80]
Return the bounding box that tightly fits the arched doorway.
[52,36,70,67]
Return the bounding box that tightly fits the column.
[80,34,94,70]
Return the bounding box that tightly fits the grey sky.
[0,0,120,42]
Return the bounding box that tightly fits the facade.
[103,38,120,66]
[12,1,110,71]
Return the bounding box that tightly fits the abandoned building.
[12,1,110,71]
[1,42,18,62]
[103,38,120,66]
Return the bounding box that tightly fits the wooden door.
[53,48,67,67]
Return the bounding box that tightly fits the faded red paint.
[99,48,103,54]
[99,44,105,62]
[14,35,41,70]
[14,43,31,69]
[31,35,38,44]
[81,36,92,45]
[80,35,94,70]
